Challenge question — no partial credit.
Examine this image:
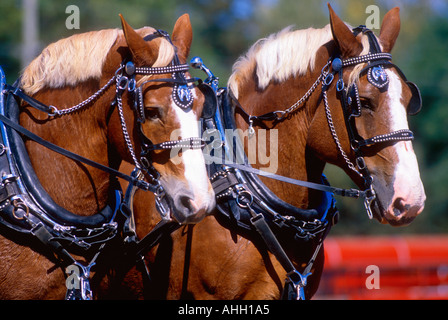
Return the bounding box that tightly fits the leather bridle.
[187,26,423,301]
[5,29,206,218]
[233,25,422,219]
[322,25,421,218]
[0,29,207,300]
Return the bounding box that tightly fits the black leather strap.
[133,220,181,258]
[356,129,414,148]
[4,84,55,114]
[3,93,136,228]
[0,113,151,192]
[250,213,295,273]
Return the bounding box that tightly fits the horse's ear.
[171,14,193,63]
[379,7,400,53]
[328,3,363,58]
[119,14,159,65]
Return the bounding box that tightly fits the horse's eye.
[360,98,373,111]
[145,106,163,121]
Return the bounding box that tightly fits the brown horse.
[112,5,425,300]
[0,14,214,299]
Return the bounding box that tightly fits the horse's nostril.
[393,198,411,217]
[188,198,200,213]
[179,195,193,211]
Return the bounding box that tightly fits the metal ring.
[139,156,151,169]
[118,76,128,90]
[336,79,345,92]
[274,110,287,120]
[236,190,253,208]
[155,185,165,198]
[321,59,332,75]
[11,198,29,220]
[128,78,136,92]
[48,105,59,117]
[324,73,334,86]
[0,144,6,156]
[356,156,367,170]
[350,140,360,152]
[115,65,124,77]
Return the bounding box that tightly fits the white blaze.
[170,98,213,211]
[385,70,425,209]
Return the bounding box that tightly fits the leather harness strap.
[0,113,153,191]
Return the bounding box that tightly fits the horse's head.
[107,15,215,224]
[323,5,425,225]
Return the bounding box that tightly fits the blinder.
[349,25,422,116]
[346,84,362,117]
[198,82,218,119]
[346,63,422,117]
[0,28,207,301]
[110,29,206,192]
[406,80,422,116]
[118,28,205,158]
[135,85,146,123]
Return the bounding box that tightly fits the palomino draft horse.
[0,14,214,299]
[114,5,425,300]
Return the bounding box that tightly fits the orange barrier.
[315,236,448,300]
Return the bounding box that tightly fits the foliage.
[0,0,446,235]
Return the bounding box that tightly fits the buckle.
[286,270,312,300]
[65,262,94,300]
[363,184,376,220]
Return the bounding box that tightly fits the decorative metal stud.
[332,58,342,72]
[125,61,135,76]
[367,65,389,89]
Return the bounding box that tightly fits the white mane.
[20,26,175,95]
[229,23,375,98]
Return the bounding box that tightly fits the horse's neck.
[234,71,325,209]
[20,80,114,216]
